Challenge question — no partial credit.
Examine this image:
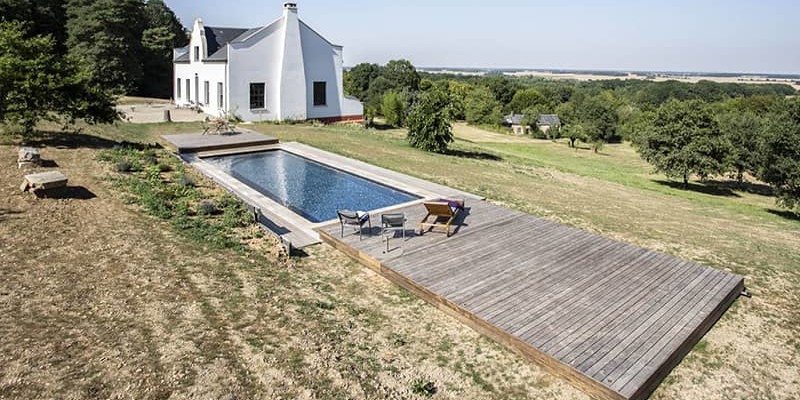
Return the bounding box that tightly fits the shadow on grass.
[704,180,774,197]
[366,123,396,131]
[22,130,160,150]
[444,149,502,161]
[654,180,741,197]
[35,186,97,200]
[767,209,800,221]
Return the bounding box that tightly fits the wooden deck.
[161,129,278,154]
[317,199,743,400]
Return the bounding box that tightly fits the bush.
[115,160,134,173]
[410,379,436,397]
[217,195,252,228]
[178,174,196,188]
[157,163,172,172]
[197,200,217,216]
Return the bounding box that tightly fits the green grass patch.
[97,146,252,250]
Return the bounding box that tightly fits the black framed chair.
[381,213,406,253]
[337,210,371,240]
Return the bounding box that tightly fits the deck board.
[317,198,743,400]
[161,129,278,153]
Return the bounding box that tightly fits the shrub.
[115,160,134,173]
[410,379,436,397]
[157,163,172,172]
[197,200,217,216]
[178,174,196,188]
[217,195,252,228]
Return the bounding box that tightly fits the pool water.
[204,150,419,223]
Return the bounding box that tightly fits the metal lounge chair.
[381,213,406,253]
[418,199,464,237]
[337,210,371,240]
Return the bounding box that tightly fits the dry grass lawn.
[0,135,582,399]
[1,121,798,400]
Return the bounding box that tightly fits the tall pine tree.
[0,0,67,52]
[140,0,188,97]
[66,0,146,94]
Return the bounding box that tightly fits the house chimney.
[283,2,298,15]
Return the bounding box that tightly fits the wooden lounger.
[418,199,464,237]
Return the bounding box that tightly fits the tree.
[520,111,541,136]
[757,100,800,210]
[364,76,393,111]
[555,102,577,125]
[464,86,502,125]
[407,88,453,153]
[344,63,381,101]
[0,21,118,133]
[633,100,729,186]
[66,0,147,94]
[447,80,472,120]
[382,59,420,92]
[718,111,762,185]
[0,0,67,52]
[485,75,516,105]
[140,0,187,98]
[579,94,620,145]
[381,91,406,127]
[509,88,546,114]
[562,124,587,149]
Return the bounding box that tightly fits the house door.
[194,76,199,104]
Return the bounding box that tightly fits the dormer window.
[194,46,200,61]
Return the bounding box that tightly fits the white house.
[173,2,363,123]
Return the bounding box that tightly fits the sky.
[163,0,800,74]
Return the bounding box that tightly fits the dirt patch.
[116,103,207,123]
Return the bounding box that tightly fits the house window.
[176,78,181,98]
[194,46,199,61]
[249,83,266,109]
[185,79,190,101]
[204,81,210,105]
[313,81,326,106]
[217,82,224,108]
[194,76,199,104]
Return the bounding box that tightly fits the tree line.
[344,61,800,212]
[1,0,187,132]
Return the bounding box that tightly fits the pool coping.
[181,141,483,249]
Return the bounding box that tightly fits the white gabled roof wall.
[173,2,363,122]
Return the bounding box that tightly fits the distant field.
[2,121,798,400]
[454,70,800,91]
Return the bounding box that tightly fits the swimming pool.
[204,150,420,223]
